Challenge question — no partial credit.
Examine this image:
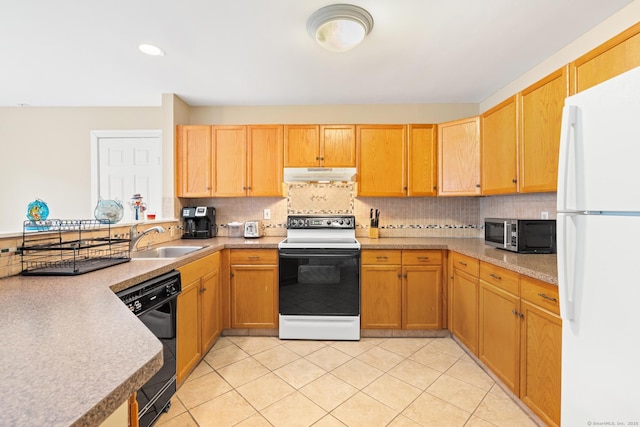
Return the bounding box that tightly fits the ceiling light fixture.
[307,4,374,53]
[138,43,165,57]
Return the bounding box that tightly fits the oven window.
[279,252,360,316]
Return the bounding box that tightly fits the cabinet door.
[176,125,212,197]
[247,125,283,196]
[519,67,568,193]
[284,125,320,167]
[570,22,640,94]
[407,124,437,196]
[357,125,407,197]
[402,265,442,329]
[230,265,278,328]
[479,281,520,393]
[361,265,402,329]
[176,279,201,385]
[320,125,356,167]
[213,125,247,197]
[450,268,479,355]
[520,300,562,427]
[438,117,480,196]
[481,96,518,195]
[200,267,220,353]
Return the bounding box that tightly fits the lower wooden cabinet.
[361,250,442,330]
[519,276,562,427]
[230,249,278,329]
[478,263,521,393]
[450,257,561,427]
[450,252,480,355]
[176,252,221,385]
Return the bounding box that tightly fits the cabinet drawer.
[402,250,442,266]
[452,252,479,276]
[361,250,402,265]
[480,262,519,296]
[230,249,278,265]
[178,252,220,283]
[520,276,560,315]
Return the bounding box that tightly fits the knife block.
[368,227,379,239]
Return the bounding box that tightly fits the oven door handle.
[279,250,360,258]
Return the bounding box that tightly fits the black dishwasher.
[117,270,181,427]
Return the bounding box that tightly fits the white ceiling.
[0,0,633,107]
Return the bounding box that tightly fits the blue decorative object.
[26,199,49,221]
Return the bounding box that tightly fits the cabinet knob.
[320,157,324,161]
[475,184,481,188]
[397,273,402,278]
[201,287,207,292]
[512,179,517,183]
[315,156,320,160]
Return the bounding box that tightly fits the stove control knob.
[339,220,344,225]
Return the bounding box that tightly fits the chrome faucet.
[129,223,165,251]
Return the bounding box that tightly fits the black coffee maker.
[181,206,217,239]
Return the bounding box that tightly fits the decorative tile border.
[356,223,480,230]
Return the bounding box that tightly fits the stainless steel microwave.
[484,218,556,254]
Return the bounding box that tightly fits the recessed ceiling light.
[138,43,165,56]
[307,4,374,52]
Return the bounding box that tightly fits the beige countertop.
[0,236,556,426]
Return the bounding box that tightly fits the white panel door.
[97,135,161,220]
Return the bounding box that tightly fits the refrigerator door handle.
[557,105,578,212]
[558,213,576,320]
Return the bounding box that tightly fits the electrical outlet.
[263,209,271,220]
[541,211,549,219]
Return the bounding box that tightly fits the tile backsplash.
[187,186,556,239]
[0,191,558,279]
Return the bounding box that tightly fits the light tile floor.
[156,336,540,427]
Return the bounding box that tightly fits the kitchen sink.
[130,246,205,259]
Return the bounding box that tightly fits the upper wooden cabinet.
[176,125,213,197]
[247,125,284,196]
[481,96,519,195]
[407,124,438,197]
[438,116,481,196]
[570,22,640,94]
[519,66,568,193]
[213,125,246,197]
[357,125,407,197]
[213,125,283,197]
[284,125,356,167]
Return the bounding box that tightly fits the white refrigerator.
[557,66,640,426]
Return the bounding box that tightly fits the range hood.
[284,167,356,183]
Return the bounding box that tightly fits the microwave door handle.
[503,221,509,249]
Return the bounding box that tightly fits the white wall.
[0,106,163,234]
[189,104,479,125]
[480,1,640,112]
